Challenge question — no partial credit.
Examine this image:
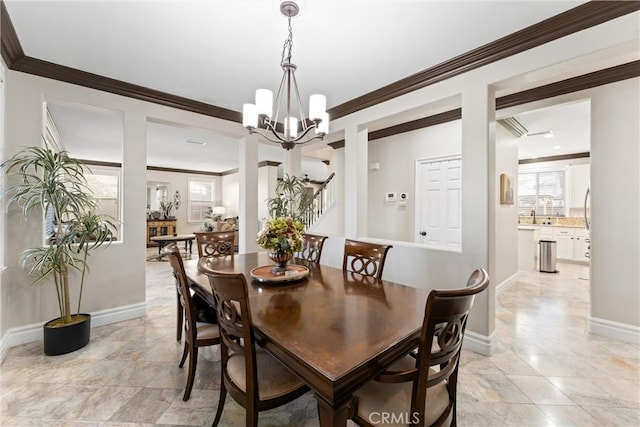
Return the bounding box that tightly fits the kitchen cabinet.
[570,163,590,208]
[573,229,590,262]
[518,226,540,271]
[537,226,589,263]
[556,234,574,260]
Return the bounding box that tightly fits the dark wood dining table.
[183,252,430,427]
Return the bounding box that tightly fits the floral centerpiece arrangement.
[256,216,304,273]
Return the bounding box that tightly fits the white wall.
[221,173,239,218]
[324,12,639,352]
[145,170,222,235]
[1,70,245,352]
[367,120,461,242]
[494,125,519,287]
[2,10,637,356]
[0,60,6,344]
[589,78,640,332]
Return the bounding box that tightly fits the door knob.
[419,231,427,236]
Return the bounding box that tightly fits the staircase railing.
[302,173,335,228]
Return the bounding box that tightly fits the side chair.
[296,233,328,263]
[198,260,309,427]
[194,231,236,259]
[165,245,220,401]
[342,239,393,279]
[349,268,490,427]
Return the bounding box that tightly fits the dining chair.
[165,245,220,401]
[342,239,393,279]
[349,268,490,427]
[296,233,328,263]
[198,261,309,427]
[174,231,234,341]
[194,231,236,259]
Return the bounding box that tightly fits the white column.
[283,145,302,178]
[239,134,260,253]
[258,163,279,221]
[461,83,495,344]
[344,126,368,238]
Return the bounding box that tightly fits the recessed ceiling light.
[525,130,554,138]
[553,145,561,150]
[186,139,207,146]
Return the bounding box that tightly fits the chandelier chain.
[281,15,294,67]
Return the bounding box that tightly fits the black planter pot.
[43,313,91,356]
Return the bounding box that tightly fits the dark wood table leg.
[157,241,165,254]
[176,289,183,341]
[316,394,349,427]
[188,239,193,254]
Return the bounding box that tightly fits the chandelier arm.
[253,121,323,146]
[290,71,308,132]
[249,127,288,144]
[272,70,288,125]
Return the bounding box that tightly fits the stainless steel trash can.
[539,239,558,273]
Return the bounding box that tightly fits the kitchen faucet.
[530,209,536,224]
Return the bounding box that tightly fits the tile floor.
[1,259,638,426]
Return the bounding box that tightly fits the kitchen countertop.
[518,224,586,228]
[518,225,541,230]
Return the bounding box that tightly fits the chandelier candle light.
[243,1,329,150]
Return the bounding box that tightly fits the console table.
[146,219,177,247]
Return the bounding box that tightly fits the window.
[518,170,566,217]
[188,177,216,222]
[84,167,122,239]
[43,166,122,241]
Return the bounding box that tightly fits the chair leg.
[179,341,189,368]
[212,382,227,427]
[246,409,258,427]
[176,292,183,341]
[183,346,198,401]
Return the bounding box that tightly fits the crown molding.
[519,152,590,165]
[0,0,23,65]
[328,140,345,149]
[147,165,222,177]
[328,1,640,120]
[1,1,638,124]
[497,60,640,110]
[369,109,462,141]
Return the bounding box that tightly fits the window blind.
[517,170,566,217]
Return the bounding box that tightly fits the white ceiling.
[511,100,591,160]
[6,0,594,171]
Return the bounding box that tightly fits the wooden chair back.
[296,233,328,263]
[194,231,236,258]
[342,239,393,279]
[352,268,489,427]
[165,245,198,342]
[198,263,258,406]
[411,268,490,425]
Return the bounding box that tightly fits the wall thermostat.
[385,192,397,202]
[400,192,408,200]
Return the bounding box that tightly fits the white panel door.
[416,156,461,248]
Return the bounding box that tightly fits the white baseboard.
[496,272,521,294]
[588,316,640,344]
[0,302,146,364]
[463,330,497,356]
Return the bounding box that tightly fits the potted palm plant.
[266,173,314,222]
[1,146,118,355]
[259,174,311,273]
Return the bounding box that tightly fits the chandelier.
[242,1,328,150]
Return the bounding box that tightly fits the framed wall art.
[500,173,514,205]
